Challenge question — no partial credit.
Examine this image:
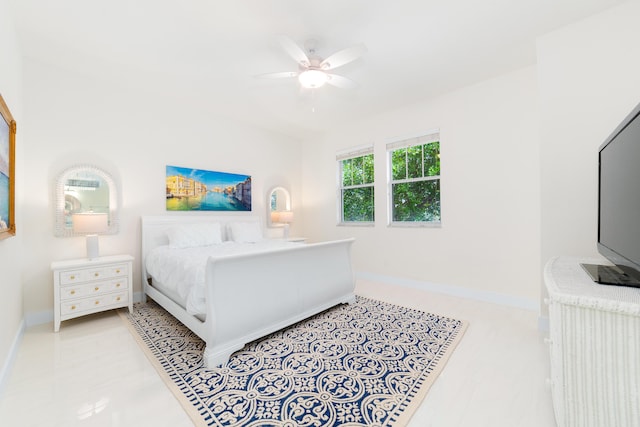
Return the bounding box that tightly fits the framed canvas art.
[166,165,251,211]
[0,94,16,240]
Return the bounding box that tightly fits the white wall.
[0,0,24,383]
[301,66,541,305]
[538,0,640,268]
[20,58,303,317]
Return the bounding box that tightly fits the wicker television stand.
[544,257,640,427]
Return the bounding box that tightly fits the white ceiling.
[9,0,625,139]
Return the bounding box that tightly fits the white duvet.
[145,240,299,315]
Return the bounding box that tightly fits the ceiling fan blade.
[326,73,358,89]
[276,35,310,67]
[320,44,367,70]
[255,71,298,79]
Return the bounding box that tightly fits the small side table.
[51,254,134,332]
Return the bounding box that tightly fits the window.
[337,146,374,223]
[387,131,440,225]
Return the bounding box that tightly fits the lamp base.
[86,234,100,260]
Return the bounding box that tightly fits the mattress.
[145,240,299,315]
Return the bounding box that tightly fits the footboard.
[202,238,355,367]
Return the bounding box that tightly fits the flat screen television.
[581,102,640,288]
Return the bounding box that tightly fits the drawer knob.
[94,287,100,291]
[95,301,100,305]
[116,297,121,301]
[70,275,76,280]
[116,283,121,288]
[71,305,76,310]
[70,290,75,295]
[94,273,99,277]
[116,269,121,274]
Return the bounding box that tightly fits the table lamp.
[277,210,294,239]
[72,212,108,259]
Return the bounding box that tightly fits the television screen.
[582,103,640,288]
[599,109,640,267]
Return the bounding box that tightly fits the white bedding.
[145,240,300,315]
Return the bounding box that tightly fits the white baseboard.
[0,319,25,395]
[356,271,539,312]
[133,291,144,304]
[25,309,53,328]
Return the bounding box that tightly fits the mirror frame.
[55,164,119,237]
[267,186,291,228]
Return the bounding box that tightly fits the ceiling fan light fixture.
[298,69,328,88]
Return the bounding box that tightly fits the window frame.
[337,145,375,226]
[386,131,441,228]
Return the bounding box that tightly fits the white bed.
[140,215,355,368]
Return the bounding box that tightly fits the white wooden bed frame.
[140,215,355,368]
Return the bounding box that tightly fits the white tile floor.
[0,280,557,427]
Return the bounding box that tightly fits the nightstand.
[51,254,134,332]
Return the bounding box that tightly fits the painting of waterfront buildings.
[166,165,251,211]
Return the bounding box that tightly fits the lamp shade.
[278,210,294,224]
[72,213,108,234]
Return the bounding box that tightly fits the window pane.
[391,149,406,180]
[352,156,364,185]
[341,159,352,187]
[407,145,423,179]
[363,154,374,184]
[392,179,440,222]
[424,142,440,176]
[343,187,374,222]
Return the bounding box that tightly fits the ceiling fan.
[258,35,367,90]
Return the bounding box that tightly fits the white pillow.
[228,221,263,243]
[167,223,223,248]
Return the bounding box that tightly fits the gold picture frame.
[0,93,16,240]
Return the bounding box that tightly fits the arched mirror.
[55,165,119,237]
[267,186,291,228]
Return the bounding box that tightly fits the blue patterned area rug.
[120,296,467,427]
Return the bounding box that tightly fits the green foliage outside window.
[341,153,374,222]
[343,187,374,222]
[392,180,440,221]
[390,141,440,223]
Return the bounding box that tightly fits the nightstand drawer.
[60,291,129,316]
[60,270,88,285]
[60,277,129,300]
[107,263,129,277]
[59,263,129,285]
